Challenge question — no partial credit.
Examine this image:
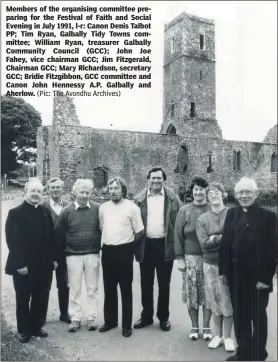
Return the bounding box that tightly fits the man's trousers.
[101,242,134,330]
[66,254,100,322]
[55,259,70,316]
[139,237,174,323]
[42,259,70,325]
[229,267,270,361]
[13,267,53,335]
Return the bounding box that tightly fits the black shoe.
[225,355,240,361]
[133,318,153,329]
[98,324,117,333]
[122,328,132,337]
[32,329,48,338]
[59,313,71,324]
[252,352,268,361]
[160,320,171,331]
[18,334,30,343]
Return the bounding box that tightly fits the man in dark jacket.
[56,179,101,333]
[134,167,181,332]
[42,177,70,324]
[5,178,58,343]
[219,177,277,361]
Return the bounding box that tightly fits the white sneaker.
[208,335,224,349]
[68,320,81,333]
[224,338,236,352]
[87,320,97,331]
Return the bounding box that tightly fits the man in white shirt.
[99,177,144,338]
[134,167,181,332]
[42,177,71,324]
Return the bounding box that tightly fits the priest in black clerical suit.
[5,178,58,343]
[219,177,277,362]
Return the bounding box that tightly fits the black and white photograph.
[1,1,277,361]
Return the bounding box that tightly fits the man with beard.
[42,177,71,324]
[219,177,277,361]
[5,178,58,343]
[134,167,181,332]
[99,176,144,337]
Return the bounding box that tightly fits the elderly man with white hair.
[56,179,101,333]
[219,177,277,361]
[5,178,58,343]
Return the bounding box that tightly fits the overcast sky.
[2,1,277,142]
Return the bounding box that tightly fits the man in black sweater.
[42,177,71,324]
[219,177,277,361]
[56,179,101,333]
[5,178,58,343]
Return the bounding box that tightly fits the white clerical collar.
[50,198,63,208]
[147,187,165,197]
[25,199,40,208]
[74,200,90,210]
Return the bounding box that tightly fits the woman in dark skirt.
[196,182,235,352]
[174,176,212,341]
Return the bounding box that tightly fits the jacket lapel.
[35,205,47,244]
[164,191,169,236]
[140,194,148,228]
[21,202,34,231]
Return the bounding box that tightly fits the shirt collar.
[25,199,40,208]
[147,187,165,197]
[74,200,91,210]
[50,198,63,208]
[241,202,257,213]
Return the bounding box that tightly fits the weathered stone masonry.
[37,12,277,194]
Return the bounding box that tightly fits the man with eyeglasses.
[219,177,277,361]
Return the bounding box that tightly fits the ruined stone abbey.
[37,12,277,195]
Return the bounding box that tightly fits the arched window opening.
[166,124,176,135]
[177,145,188,174]
[170,103,175,118]
[271,153,277,172]
[207,152,213,173]
[200,34,205,50]
[190,102,196,118]
[93,167,108,188]
[237,151,241,171]
[233,151,241,171]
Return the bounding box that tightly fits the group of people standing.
[174,176,276,361]
[5,167,277,361]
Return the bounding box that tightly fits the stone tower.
[36,94,81,185]
[52,93,80,128]
[161,12,222,138]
